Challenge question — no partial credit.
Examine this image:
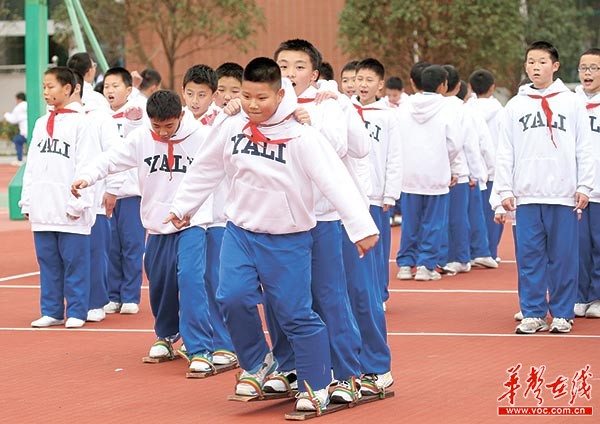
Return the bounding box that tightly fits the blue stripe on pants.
[217,222,332,390]
[482,181,503,258]
[369,205,391,302]
[89,215,110,310]
[468,186,491,259]
[578,203,600,303]
[441,183,470,264]
[34,231,90,320]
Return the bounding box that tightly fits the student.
[408,61,432,94]
[4,92,28,166]
[340,60,359,98]
[130,68,162,105]
[319,61,334,81]
[166,57,379,412]
[181,64,219,124]
[574,47,600,318]
[102,67,146,315]
[396,65,461,281]
[495,41,594,334]
[468,69,505,261]
[22,67,99,329]
[215,62,243,108]
[384,76,406,108]
[66,52,110,113]
[72,90,216,375]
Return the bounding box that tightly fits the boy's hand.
[66,213,80,220]
[314,90,338,105]
[383,204,393,213]
[449,176,458,188]
[574,192,589,212]
[23,213,29,220]
[124,105,143,121]
[501,197,516,212]
[163,212,191,229]
[103,193,117,218]
[355,234,379,258]
[71,180,89,198]
[494,213,506,224]
[131,71,143,89]
[294,107,311,125]
[223,98,242,116]
[468,179,477,188]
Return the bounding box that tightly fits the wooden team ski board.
[186,362,239,378]
[141,353,181,364]
[227,391,297,402]
[284,390,395,421]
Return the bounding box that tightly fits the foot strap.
[190,355,216,373]
[235,372,264,399]
[213,349,238,362]
[303,380,324,416]
[151,340,174,358]
[335,376,359,403]
[266,373,292,394]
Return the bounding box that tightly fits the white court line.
[389,289,517,294]
[0,327,597,339]
[0,271,40,282]
[0,284,150,290]
[388,259,517,264]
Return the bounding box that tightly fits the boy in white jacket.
[22,67,99,329]
[495,41,594,334]
[575,47,600,319]
[165,58,379,412]
[72,90,217,375]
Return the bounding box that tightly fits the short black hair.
[104,67,133,88]
[581,47,600,57]
[216,62,244,83]
[45,67,76,96]
[526,41,559,63]
[442,65,460,92]
[146,90,182,121]
[16,92,26,101]
[319,61,334,81]
[421,65,448,93]
[66,52,93,77]
[356,58,385,80]
[139,68,162,91]
[243,57,282,91]
[469,69,495,95]
[385,76,403,90]
[341,60,359,77]
[274,38,322,72]
[456,80,468,101]
[410,61,431,91]
[71,70,85,98]
[182,64,217,92]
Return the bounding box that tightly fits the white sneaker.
[585,301,600,318]
[236,352,278,396]
[103,301,122,314]
[382,302,387,312]
[361,371,394,395]
[473,256,499,268]
[514,311,523,321]
[515,317,548,334]
[31,316,64,328]
[149,340,173,359]
[120,303,139,314]
[574,303,590,317]
[330,378,362,403]
[550,317,573,333]
[396,266,413,280]
[65,317,85,328]
[86,308,106,322]
[189,353,215,373]
[414,266,441,281]
[495,257,502,263]
[295,386,329,411]
[263,369,297,393]
[212,350,237,365]
[443,262,471,274]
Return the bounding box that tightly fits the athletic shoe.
[414,266,441,281]
[188,353,215,373]
[330,377,362,403]
[120,303,139,314]
[473,256,499,268]
[31,316,64,328]
[574,303,590,317]
[263,369,298,393]
[550,318,573,333]
[295,386,329,412]
[86,308,106,322]
[103,301,122,314]
[235,351,278,396]
[396,266,413,280]
[585,301,600,318]
[383,302,387,312]
[65,317,85,328]
[514,311,523,321]
[515,318,549,334]
[361,371,394,395]
[212,349,237,365]
[443,262,471,274]
[149,340,173,359]
[495,257,502,263]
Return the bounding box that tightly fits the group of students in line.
[19,38,600,413]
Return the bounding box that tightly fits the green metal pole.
[71,0,109,72]
[64,0,86,51]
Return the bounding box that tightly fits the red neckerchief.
[47,108,78,138]
[242,113,294,145]
[112,111,125,119]
[200,109,219,126]
[527,91,561,148]
[297,98,315,104]
[586,103,600,110]
[150,130,192,180]
[353,103,381,122]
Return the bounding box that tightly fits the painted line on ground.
[0,284,150,290]
[0,271,40,282]
[388,259,517,264]
[389,289,517,294]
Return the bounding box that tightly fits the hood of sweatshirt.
[154,109,200,140]
[518,78,570,97]
[253,78,299,139]
[407,92,446,124]
[574,84,600,104]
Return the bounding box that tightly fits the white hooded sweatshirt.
[170,79,378,243]
[495,79,594,206]
[575,85,600,203]
[78,110,212,234]
[468,96,504,180]
[397,93,462,195]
